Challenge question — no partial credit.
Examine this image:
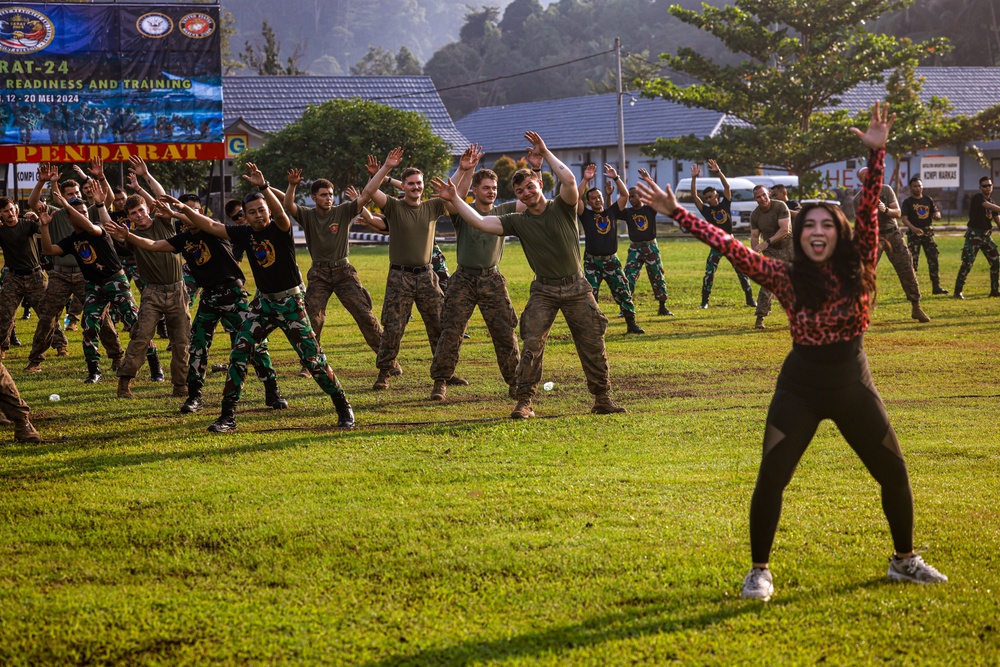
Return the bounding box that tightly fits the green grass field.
[2,232,999,665]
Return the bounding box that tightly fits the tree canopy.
[638,0,950,181]
[234,99,453,198]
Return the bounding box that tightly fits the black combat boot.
[332,390,355,429]
[264,378,288,409]
[180,385,204,413]
[624,312,645,334]
[208,402,237,433]
[84,360,102,384]
[148,350,165,382]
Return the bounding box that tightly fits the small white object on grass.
[49,394,61,402]
[543,382,554,391]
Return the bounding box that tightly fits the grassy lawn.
[1,232,998,665]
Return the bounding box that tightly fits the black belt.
[205,279,244,292]
[10,267,41,276]
[535,272,583,286]
[313,258,350,269]
[97,270,126,285]
[457,265,499,276]
[630,239,656,246]
[390,263,430,274]
[585,253,618,261]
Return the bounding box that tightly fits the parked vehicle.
[674,176,758,228]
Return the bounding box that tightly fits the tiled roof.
[222,76,469,152]
[828,67,1000,116]
[454,92,744,152]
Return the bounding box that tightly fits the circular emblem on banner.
[179,13,215,39]
[0,6,55,55]
[137,12,174,38]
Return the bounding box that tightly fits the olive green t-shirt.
[499,196,582,280]
[749,200,792,252]
[132,217,184,285]
[383,196,446,267]
[853,184,899,231]
[46,206,80,268]
[454,201,517,270]
[294,201,357,262]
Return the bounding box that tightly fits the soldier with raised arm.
[432,131,626,419]
[168,163,354,432]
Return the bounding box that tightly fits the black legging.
[750,336,914,563]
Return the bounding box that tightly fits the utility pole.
[615,37,626,180]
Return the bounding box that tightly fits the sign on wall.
[0,3,224,162]
[919,156,960,188]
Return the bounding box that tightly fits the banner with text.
[0,3,223,162]
[919,156,960,188]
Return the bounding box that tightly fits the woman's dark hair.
[789,202,877,311]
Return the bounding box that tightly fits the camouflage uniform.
[954,191,1000,295]
[0,361,30,425]
[222,291,342,406]
[901,195,944,292]
[378,267,444,370]
[304,260,382,353]
[431,243,450,293]
[81,274,139,365]
[431,201,520,387]
[0,269,46,353]
[584,254,635,315]
[624,241,669,302]
[855,185,922,304]
[188,284,275,391]
[28,265,121,366]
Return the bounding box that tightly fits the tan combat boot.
[117,376,133,399]
[430,379,447,401]
[592,393,627,415]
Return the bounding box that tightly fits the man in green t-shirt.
[283,170,386,378]
[360,146,477,391]
[429,165,520,401]
[749,185,792,330]
[433,131,626,419]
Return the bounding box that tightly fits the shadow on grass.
[358,576,897,666]
[0,415,566,480]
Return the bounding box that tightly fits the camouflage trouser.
[624,240,668,303]
[182,263,200,308]
[376,266,444,371]
[0,269,46,351]
[432,244,450,292]
[0,362,30,425]
[515,275,610,399]
[122,261,145,291]
[430,266,520,384]
[755,244,794,319]
[29,267,120,365]
[188,283,275,391]
[117,281,190,390]
[954,228,1000,293]
[222,291,343,407]
[304,262,382,354]
[702,247,754,300]
[906,229,943,290]
[82,274,140,364]
[584,254,635,315]
[876,225,922,303]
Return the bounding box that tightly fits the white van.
[734,174,799,190]
[674,176,758,228]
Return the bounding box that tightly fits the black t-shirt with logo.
[901,195,937,230]
[55,228,122,284]
[968,193,998,231]
[699,197,734,234]
[166,229,244,289]
[618,204,657,243]
[225,222,301,294]
[579,202,621,256]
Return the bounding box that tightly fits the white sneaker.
[887,554,948,584]
[741,567,773,601]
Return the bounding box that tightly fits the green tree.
[219,11,243,75]
[350,46,397,76]
[639,0,948,181]
[395,46,423,75]
[235,99,452,198]
[491,155,554,200]
[239,20,304,76]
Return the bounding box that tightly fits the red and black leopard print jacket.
[669,148,883,346]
